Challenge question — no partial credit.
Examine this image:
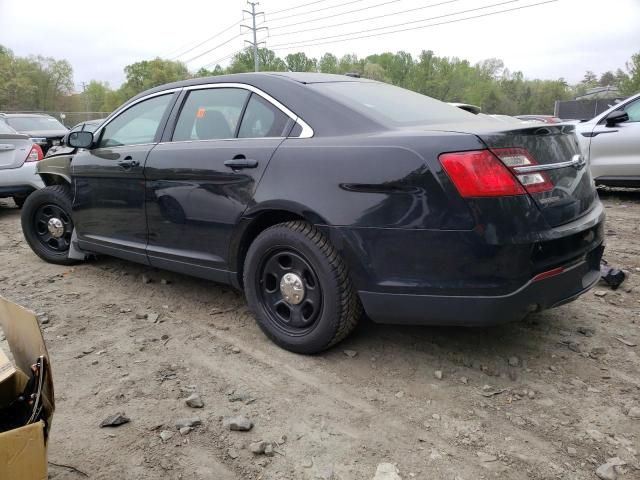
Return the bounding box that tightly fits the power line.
[269,0,334,16]
[182,33,244,64]
[269,0,551,50]
[168,19,242,60]
[270,0,406,31]
[270,0,460,37]
[203,48,247,69]
[267,0,369,23]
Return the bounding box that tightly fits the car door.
[72,92,178,264]
[588,96,640,182]
[144,85,293,282]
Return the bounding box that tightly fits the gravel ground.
[0,190,639,480]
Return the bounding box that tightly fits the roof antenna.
[344,72,360,78]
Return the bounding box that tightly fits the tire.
[243,220,361,354]
[21,185,79,265]
[12,196,26,209]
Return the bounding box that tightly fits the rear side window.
[173,88,249,141]
[311,81,477,126]
[238,94,290,138]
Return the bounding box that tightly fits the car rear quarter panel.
[250,132,603,296]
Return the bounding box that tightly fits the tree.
[581,70,598,88]
[598,71,616,87]
[120,58,189,99]
[318,53,338,74]
[83,80,110,112]
[285,52,317,72]
[619,52,640,96]
[227,48,286,73]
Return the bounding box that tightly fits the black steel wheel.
[33,203,73,252]
[21,185,80,265]
[257,249,323,335]
[244,220,361,354]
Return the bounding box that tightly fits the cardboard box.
[0,297,55,480]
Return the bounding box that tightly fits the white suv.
[576,93,640,188]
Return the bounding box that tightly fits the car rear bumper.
[0,162,45,196]
[359,242,603,325]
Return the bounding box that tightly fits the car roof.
[129,72,369,101]
[0,113,58,118]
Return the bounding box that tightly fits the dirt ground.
[0,189,639,480]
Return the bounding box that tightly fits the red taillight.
[491,147,554,194]
[439,150,526,197]
[25,144,44,162]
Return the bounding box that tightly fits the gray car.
[0,113,68,154]
[576,92,640,187]
[0,121,45,207]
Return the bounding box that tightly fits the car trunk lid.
[479,123,596,227]
[0,133,31,170]
[419,120,596,227]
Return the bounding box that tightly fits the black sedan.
[21,73,604,353]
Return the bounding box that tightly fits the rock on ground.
[372,463,402,480]
[223,415,253,431]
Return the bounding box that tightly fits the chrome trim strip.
[183,82,314,138]
[158,136,285,146]
[513,155,584,173]
[99,88,183,132]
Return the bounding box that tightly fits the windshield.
[0,121,17,134]
[6,116,67,131]
[311,81,477,126]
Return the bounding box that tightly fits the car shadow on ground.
[90,252,559,370]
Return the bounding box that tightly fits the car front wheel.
[243,221,361,354]
[21,185,79,265]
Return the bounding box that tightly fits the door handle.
[117,159,140,169]
[224,158,258,169]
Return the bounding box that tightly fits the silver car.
[0,121,45,207]
[576,92,640,187]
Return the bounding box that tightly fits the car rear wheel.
[21,185,79,265]
[243,221,361,354]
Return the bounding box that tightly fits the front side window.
[238,94,290,138]
[173,88,249,142]
[98,94,173,148]
[623,98,640,122]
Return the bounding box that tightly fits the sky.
[1,0,639,91]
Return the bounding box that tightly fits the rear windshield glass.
[6,116,66,131]
[310,81,477,126]
[0,121,17,134]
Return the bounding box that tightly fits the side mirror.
[605,110,629,127]
[68,130,93,148]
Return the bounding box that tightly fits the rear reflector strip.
[532,267,565,282]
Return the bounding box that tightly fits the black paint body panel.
[67,73,605,326]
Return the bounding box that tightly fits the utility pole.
[81,82,89,117]
[241,2,267,72]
